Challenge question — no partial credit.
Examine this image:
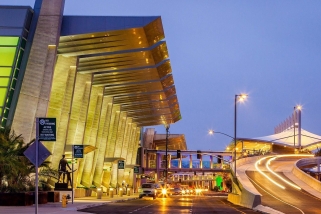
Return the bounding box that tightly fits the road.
[247,156,321,214]
[79,195,257,214]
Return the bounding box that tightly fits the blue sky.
[4,0,321,151]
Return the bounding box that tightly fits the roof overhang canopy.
[153,134,187,150]
[58,16,181,127]
[232,128,321,152]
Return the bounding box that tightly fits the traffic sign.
[73,145,84,158]
[134,166,140,173]
[24,141,51,167]
[38,118,56,141]
[118,160,125,169]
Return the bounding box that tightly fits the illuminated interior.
[0,36,25,128]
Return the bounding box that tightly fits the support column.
[298,109,302,150]
[189,155,193,168]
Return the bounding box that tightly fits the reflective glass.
[0,37,19,46]
[0,78,9,87]
[0,67,12,76]
[0,47,16,66]
[0,88,7,107]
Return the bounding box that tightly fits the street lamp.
[234,94,247,183]
[208,94,247,193]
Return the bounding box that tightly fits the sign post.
[35,118,56,214]
[72,145,83,203]
[73,145,84,158]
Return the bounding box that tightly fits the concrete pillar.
[189,155,193,168]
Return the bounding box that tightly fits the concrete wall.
[292,157,321,192]
[228,156,262,208]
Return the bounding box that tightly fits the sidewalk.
[0,193,139,214]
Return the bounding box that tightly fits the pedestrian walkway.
[0,193,139,214]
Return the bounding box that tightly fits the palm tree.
[0,128,55,192]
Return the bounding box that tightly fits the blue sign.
[38,118,56,141]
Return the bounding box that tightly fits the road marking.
[266,156,301,190]
[247,175,304,214]
[255,156,285,189]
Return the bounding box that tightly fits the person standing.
[58,155,71,183]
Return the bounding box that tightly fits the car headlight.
[162,188,167,194]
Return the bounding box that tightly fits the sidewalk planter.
[0,193,33,206]
[31,191,48,204]
[74,188,92,198]
[47,191,60,202]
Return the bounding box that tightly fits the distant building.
[0,0,181,190]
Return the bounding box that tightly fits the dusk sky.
[4,0,321,151]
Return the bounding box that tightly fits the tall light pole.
[208,94,247,193]
[234,94,247,183]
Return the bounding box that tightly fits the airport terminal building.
[0,0,181,191]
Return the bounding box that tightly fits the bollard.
[97,187,102,199]
[109,188,114,198]
[61,194,67,208]
[127,188,131,196]
[119,188,123,197]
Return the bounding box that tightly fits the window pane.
[0,78,9,87]
[0,37,19,46]
[0,67,12,76]
[0,47,17,66]
[0,88,7,107]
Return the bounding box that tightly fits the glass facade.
[0,36,25,128]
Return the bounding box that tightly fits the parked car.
[171,187,183,195]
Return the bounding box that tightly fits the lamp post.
[234,94,247,179]
[208,94,247,193]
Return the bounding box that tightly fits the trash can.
[127,188,131,196]
[119,188,123,197]
[97,188,102,199]
[109,188,114,198]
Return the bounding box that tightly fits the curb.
[76,197,139,210]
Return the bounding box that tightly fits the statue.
[58,155,71,183]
